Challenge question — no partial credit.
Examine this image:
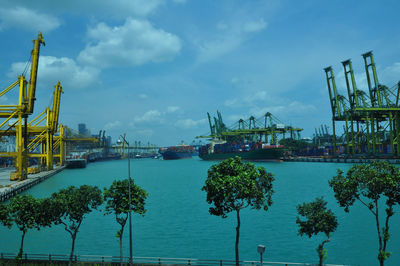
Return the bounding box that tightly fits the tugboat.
[159,142,195,160]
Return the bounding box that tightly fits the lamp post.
[121,135,132,265]
[257,245,265,266]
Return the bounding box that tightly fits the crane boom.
[27,32,45,114]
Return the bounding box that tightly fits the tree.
[329,161,400,266]
[9,195,48,258]
[104,179,148,265]
[0,202,12,228]
[296,197,338,266]
[201,157,274,266]
[51,185,103,262]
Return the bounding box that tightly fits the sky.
[0,0,399,146]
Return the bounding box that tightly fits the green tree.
[296,197,338,266]
[0,202,12,228]
[104,179,148,265]
[51,185,103,262]
[329,161,400,266]
[9,195,47,258]
[202,157,274,266]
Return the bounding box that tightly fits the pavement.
[0,166,64,196]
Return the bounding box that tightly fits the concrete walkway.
[0,166,65,201]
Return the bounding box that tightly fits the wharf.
[0,166,65,202]
[284,156,400,164]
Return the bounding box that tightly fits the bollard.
[75,255,77,262]
[188,259,191,265]
[220,259,223,266]
[49,254,51,262]
[158,258,161,265]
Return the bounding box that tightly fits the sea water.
[0,157,399,266]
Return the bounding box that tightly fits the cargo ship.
[199,141,284,161]
[159,143,195,160]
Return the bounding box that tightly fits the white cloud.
[0,6,60,32]
[104,120,122,130]
[196,18,268,62]
[136,129,154,136]
[243,19,267,33]
[225,90,271,107]
[2,0,163,18]
[381,62,400,86]
[8,56,100,90]
[78,18,182,68]
[175,118,207,129]
[138,94,148,99]
[167,106,180,113]
[250,101,317,118]
[134,109,163,123]
[172,0,187,3]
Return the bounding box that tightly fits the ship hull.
[199,148,283,161]
[160,151,193,160]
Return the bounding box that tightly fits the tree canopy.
[329,161,400,266]
[202,156,274,217]
[0,202,11,228]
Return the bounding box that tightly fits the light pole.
[121,134,132,265]
[257,245,265,266]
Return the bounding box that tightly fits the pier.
[283,156,400,164]
[0,166,64,202]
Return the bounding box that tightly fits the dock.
[0,166,65,202]
[284,157,400,164]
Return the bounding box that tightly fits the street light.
[257,245,265,266]
[121,134,132,265]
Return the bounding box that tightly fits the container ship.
[159,143,195,160]
[199,141,284,161]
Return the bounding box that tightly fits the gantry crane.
[197,111,303,144]
[325,51,400,157]
[0,33,45,180]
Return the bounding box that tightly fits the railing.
[0,252,350,266]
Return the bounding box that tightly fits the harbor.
[0,2,399,266]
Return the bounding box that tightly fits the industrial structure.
[325,51,400,157]
[197,111,303,143]
[0,33,103,181]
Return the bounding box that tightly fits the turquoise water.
[1,157,400,266]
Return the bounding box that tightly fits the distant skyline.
[0,0,399,146]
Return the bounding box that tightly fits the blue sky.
[0,0,399,146]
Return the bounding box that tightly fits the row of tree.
[202,157,400,266]
[0,180,148,264]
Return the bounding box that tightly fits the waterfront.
[0,158,399,266]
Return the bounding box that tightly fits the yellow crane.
[0,33,45,180]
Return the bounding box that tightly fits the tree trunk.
[120,226,125,266]
[18,230,26,259]
[70,233,76,264]
[235,209,240,266]
[317,238,330,266]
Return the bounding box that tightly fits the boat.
[198,141,284,161]
[66,152,87,168]
[159,142,195,160]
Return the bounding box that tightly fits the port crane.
[0,33,45,180]
[197,111,303,144]
[325,51,400,157]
